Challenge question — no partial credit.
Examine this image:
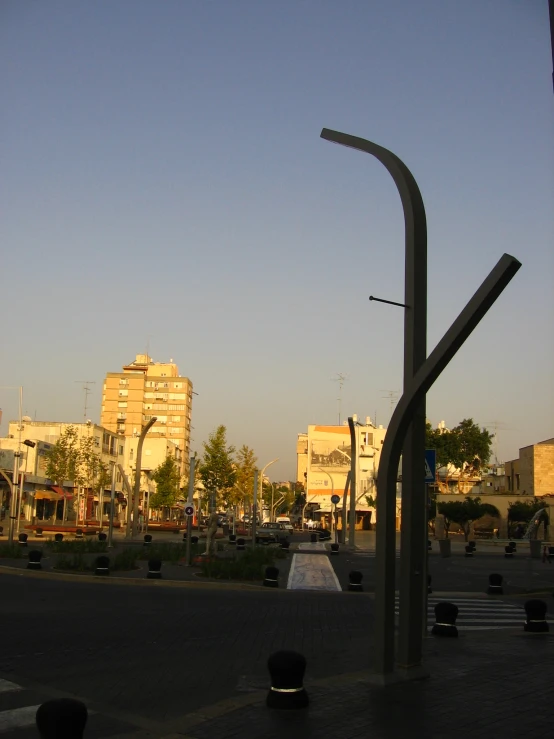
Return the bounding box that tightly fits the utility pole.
[381,390,400,421]
[75,381,96,422]
[331,373,348,425]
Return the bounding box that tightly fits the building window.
[119,390,128,397]
[119,379,128,386]
[130,448,134,460]
[119,445,124,455]
[516,474,520,490]
[172,416,181,421]
[174,382,182,389]
[118,401,128,408]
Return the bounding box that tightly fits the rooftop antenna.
[381,390,400,421]
[75,380,96,423]
[484,420,511,465]
[331,373,348,425]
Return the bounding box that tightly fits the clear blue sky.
[1,0,552,480]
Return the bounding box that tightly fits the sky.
[1,0,553,481]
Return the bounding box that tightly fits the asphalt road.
[0,573,371,736]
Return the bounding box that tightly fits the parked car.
[275,516,294,535]
[257,522,287,543]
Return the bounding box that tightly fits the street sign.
[425,449,436,483]
[184,504,195,516]
[331,494,341,505]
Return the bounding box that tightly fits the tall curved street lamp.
[321,128,521,682]
[130,417,157,538]
[252,458,278,545]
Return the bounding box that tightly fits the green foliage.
[437,496,499,540]
[77,436,111,496]
[151,455,181,510]
[0,543,24,558]
[46,539,107,554]
[199,426,237,510]
[54,552,89,571]
[113,548,141,571]
[199,546,285,580]
[45,426,80,485]
[507,500,547,522]
[426,419,494,489]
[232,444,257,508]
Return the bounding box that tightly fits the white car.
[275,516,294,534]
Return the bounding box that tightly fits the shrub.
[138,542,205,563]
[200,546,284,581]
[47,540,108,554]
[54,552,90,572]
[113,548,141,571]
[0,543,24,559]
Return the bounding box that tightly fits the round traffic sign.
[331,494,341,505]
[184,504,195,516]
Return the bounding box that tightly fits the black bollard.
[264,566,279,588]
[36,698,88,739]
[504,545,514,559]
[548,546,554,563]
[236,537,245,551]
[143,534,152,547]
[266,651,309,709]
[191,535,199,544]
[18,533,28,548]
[147,559,162,580]
[432,602,459,637]
[182,532,187,542]
[229,534,237,547]
[524,599,549,633]
[27,550,43,570]
[310,533,317,543]
[54,533,63,543]
[318,529,330,541]
[427,539,432,552]
[94,555,110,576]
[35,528,43,538]
[75,528,84,540]
[427,574,432,594]
[468,541,476,552]
[487,573,503,595]
[330,543,339,555]
[465,544,473,558]
[348,570,363,592]
[98,532,107,542]
[280,539,290,553]
[509,541,516,552]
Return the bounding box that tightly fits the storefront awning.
[51,486,73,499]
[35,490,62,500]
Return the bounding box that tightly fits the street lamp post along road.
[321,127,521,683]
[252,458,278,545]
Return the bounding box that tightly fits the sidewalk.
[155,628,554,739]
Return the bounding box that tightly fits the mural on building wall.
[310,441,351,469]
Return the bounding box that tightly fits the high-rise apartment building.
[100,354,193,478]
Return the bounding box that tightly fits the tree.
[77,435,111,500]
[151,454,181,515]
[233,445,257,512]
[45,426,80,487]
[437,496,499,541]
[198,426,236,511]
[508,500,548,539]
[426,419,493,492]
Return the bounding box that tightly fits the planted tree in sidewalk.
[426,419,493,492]
[45,426,80,488]
[151,454,181,520]
[199,426,236,512]
[77,436,111,521]
[233,444,257,514]
[437,496,499,541]
[508,500,549,539]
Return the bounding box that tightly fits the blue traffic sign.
[425,449,436,483]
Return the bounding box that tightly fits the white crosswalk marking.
[395,596,554,631]
[0,705,41,732]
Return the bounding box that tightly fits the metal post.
[8,452,21,544]
[341,471,351,545]
[252,470,258,546]
[347,417,357,548]
[16,469,25,535]
[108,462,116,548]
[318,467,334,534]
[132,417,157,538]
[185,455,196,566]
